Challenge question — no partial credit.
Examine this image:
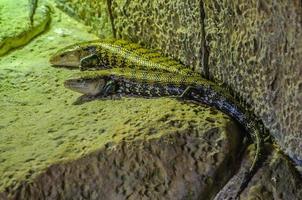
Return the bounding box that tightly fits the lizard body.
[50,39,196,76]
[65,68,263,197]
[52,40,265,198]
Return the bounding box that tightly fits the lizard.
[49,39,197,76]
[50,40,266,198]
[63,68,266,199]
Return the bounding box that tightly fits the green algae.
[0,0,51,56]
[0,2,237,195]
[0,2,101,192]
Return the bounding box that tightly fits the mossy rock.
[0,3,242,199]
[0,0,51,56]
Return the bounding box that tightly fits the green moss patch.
[0,0,51,56]
[0,2,100,192]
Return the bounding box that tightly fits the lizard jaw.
[64,78,106,95]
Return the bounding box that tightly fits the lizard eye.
[81,54,99,67]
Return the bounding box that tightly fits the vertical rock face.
[55,0,113,37]
[203,0,302,164]
[54,0,302,166]
[111,0,205,74]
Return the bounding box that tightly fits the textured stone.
[55,0,113,38]
[1,112,243,200]
[0,0,51,56]
[111,0,205,74]
[203,0,302,165]
[215,144,302,200]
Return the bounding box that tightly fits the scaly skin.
[49,40,102,68]
[53,40,264,198]
[65,68,264,198]
[50,39,197,76]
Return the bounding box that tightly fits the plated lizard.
[65,68,265,198]
[50,41,266,198]
[50,39,196,76]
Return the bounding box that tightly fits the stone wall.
[56,0,207,73]
[111,0,206,74]
[56,0,113,38]
[55,0,302,166]
[203,0,302,164]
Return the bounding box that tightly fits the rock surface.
[54,0,302,167]
[1,109,243,199]
[0,0,51,56]
[203,0,302,167]
[111,0,205,74]
[55,0,113,38]
[0,2,243,199]
[215,144,302,200]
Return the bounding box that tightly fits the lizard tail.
[235,129,263,199]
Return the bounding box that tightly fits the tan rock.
[1,108,243,199]
[55,0,113,38]
[215,144,302,200]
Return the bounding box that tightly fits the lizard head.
[64,77,116,96]
[49,41,99,68]
[64,78,106,95]
[50,49,82,68]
